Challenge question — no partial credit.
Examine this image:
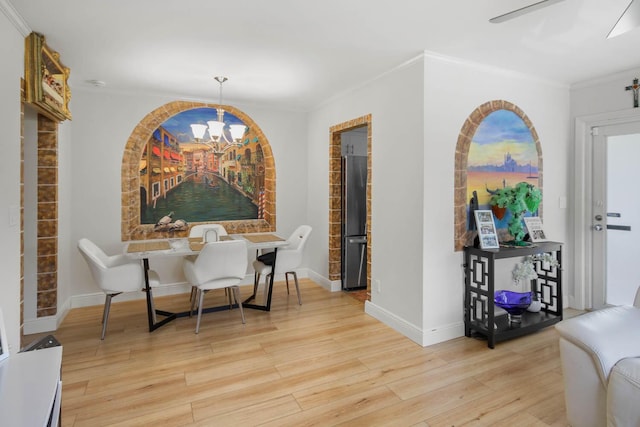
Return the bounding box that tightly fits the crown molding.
[0,0,31,37]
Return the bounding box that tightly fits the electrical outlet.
[374,279,381,293]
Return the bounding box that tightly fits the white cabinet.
[0,346,62,426]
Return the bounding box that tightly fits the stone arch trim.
[121,100,276,241]
[453,100,543,251]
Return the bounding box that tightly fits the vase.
[491,205,507,220]
[527,299,542,312]
[527,291,542,312]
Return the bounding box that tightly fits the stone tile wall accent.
[454,100,542,251]
[19,83,61,340]
[328,115,372,294]
[121,101,276,241]
[36,114,59,316]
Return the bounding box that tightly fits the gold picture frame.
[24,32,71,122]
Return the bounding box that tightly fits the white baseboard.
[420,321,465,347]
[329,279,342,292]
[364,301,464,347]
[306,269,341,292]
[23,315,59,336]
[23,297,71,336]
[364,300,424,345]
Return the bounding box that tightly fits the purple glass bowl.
[494,290,532,316]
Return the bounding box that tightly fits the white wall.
[307,58,426,340]
[23,108,37,320]
[57,119,72,316]
[67,88,309,302]
[306,53,571,347]
[0,10,27,353]
[571,70,640,118]
[422,53,571,345]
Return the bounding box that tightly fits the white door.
[592,122,640,308]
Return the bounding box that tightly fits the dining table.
[124,233,289,332]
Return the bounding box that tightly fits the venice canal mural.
[139,107,265,229]
[467,109,539,231]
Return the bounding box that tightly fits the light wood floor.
[29,279,572,426]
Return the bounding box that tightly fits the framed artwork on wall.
[139,107,264,229]
[467,109,539,232]
[454,100,545,251]
[0,308,9,363]
[24,32,72,122]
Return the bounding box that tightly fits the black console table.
[463,241,563,348]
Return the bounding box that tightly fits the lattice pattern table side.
[463,242,563,348]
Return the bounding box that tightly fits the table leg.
[265,247,277,311]
[244,249,261,303]
[143,258,154,331]
[143,257,177,332]
[136,247,247,333]
[243,247,278,312]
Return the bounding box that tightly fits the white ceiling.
[7,0,640,110]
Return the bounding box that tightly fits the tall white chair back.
[185,224,230,303]
[183,239,248,333]
[78,238,143,294]
[252,225,312,305]
[273,225,312,274]
[78,238,159,339]
[189,224,228,242]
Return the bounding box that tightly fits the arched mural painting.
[454,100,542,251]
[122,101,275,241]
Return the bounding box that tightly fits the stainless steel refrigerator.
[342,155,368,290]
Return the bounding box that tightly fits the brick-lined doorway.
[328,115,372,297]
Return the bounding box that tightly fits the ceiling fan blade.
[607,0,640,38]
[490,0,566,24]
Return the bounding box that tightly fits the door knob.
[593,224,603,231]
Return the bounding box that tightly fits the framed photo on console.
[524,216,547,242]
[474,209,499,249]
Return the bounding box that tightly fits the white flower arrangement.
[512,253,561,286]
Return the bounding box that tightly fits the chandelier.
[190,76,247,146]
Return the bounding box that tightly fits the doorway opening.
[574,109,640,309]
[591,122,640,308]
[328,115,372,301]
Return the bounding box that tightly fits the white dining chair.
[252,225,312,305]
[186,224,230,304]
[189,223,228,242]
[78,238,160,340]
[183,239,248,334]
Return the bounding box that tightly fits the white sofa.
[555,289,640,427]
